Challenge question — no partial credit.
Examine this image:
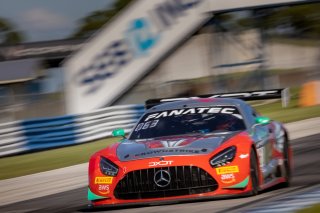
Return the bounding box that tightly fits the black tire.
[282,138,291,187]
[250,148,259,195]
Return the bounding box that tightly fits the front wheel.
[250,148,259,195]
[282,138,291,187]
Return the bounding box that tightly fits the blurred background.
[0,2,320,208]
[0,0,319,121]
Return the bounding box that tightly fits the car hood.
[116,132,238,161]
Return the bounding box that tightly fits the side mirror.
[251,117,271,137]
[255,116,271,125]
[112,128,126,139]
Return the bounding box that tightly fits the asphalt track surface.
[1,134,319,213]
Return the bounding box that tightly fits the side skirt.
[259,177,286,191]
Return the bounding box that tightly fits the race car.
[87,89,292,207]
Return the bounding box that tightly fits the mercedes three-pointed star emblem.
[154,170,171,187]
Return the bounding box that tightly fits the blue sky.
[0,0,114,42]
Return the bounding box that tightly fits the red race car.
[88,89,292,207]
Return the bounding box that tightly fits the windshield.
[129,106,246,140]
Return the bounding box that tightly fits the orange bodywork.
[87,132,274,207]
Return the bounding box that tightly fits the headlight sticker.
[216,166,239,174]
[95,176,113,184]
[100,157,119,177]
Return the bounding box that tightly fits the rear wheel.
[250,148,259,195]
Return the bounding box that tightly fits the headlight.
[100,156,119,176]
[210,146,237,168]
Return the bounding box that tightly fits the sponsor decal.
[135,148,202,157]
[239,154,249,159]
[98,185,110,194]
[216,166,239,175]
[257,147,265,168]
[220,173,236,184]
[149,160,173,167]
[144,107,241,121]
[94,176,113,184]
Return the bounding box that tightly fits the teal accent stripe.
[224,176,250,189]
[87,188,107,201]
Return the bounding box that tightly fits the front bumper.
[88,186,252,208]
[89,168,251,207]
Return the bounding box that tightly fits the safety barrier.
[0,104,145,157]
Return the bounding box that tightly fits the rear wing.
[145,88,290,109]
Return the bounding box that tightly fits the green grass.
[253,87,320,123]
[0,87,319,180]
[256,101,320,123]
[0,137,118,180]
[296,203,320,213]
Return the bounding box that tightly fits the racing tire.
[250,148,259,195]
[281,138,291,187]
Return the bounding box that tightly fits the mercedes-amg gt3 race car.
[88,89,292,207]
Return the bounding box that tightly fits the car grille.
[114,166,218,200]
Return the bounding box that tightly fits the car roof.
[146,98,248,113]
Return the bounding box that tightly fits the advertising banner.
[64,0,307,113]
[64,0,209,113]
